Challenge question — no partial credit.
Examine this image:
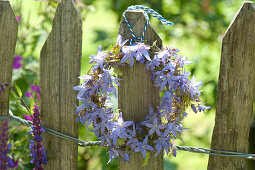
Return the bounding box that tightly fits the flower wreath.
[73,34,210,163]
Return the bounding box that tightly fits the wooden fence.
[0,0,254,169]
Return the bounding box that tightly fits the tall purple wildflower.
[13,56,22,69]
[0,120,18,169]
[29,104,47,170]
[26,84,40,100]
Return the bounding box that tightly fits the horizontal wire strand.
[1,111,255,159]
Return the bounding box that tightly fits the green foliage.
[15,100,29,115]
[8,0,247,169]
[142,151,150,167]
[14,84,22,98]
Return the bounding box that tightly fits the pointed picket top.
[119,11,162,47]
[208,1,255,169]
[223,1,255,39]
[0,1,18,116]
[40,0,82,169]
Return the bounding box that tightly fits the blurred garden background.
[8,0,253,169]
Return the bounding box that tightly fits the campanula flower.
[134,136,154,158]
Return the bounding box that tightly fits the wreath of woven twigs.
[73,6,210,163]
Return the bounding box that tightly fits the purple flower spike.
[26,92,33,99]
[0,120,18,169]
[13,56,22,69]
[31,84,36,91]
[23,114,32,121]
[29,103,47,169]
[26,85,40,100]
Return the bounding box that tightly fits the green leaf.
[142,151,150,167]
[29,97,35,115]
[115,138,125,146]
[14,84,22,98]
[16,100,29,115]
[11,90,19,99]
[113,67,123,76]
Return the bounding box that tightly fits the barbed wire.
[1,110,255,159]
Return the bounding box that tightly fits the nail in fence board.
[118,11,163,170]
[40,0,82,169]
[207,2,255,169]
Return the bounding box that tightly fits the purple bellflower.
[189,76,202,98]
[116,34,128,46]
[155,49,170,66]
[109,112,133,144]
[141,118,166,136]
[120,46,139,68]
[146,56,161,71]
[134,135,154,158]
[153,134,171,157]
[177,55,192,67]
[89,45,108,72]
[134,43,151,63]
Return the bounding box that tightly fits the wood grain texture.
[40,0,82,169]
[118,11,163,170]
[207,2,255,170]
[0,1,18,117]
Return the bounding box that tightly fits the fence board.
[40,0,82,169]
[118,11,163,170]
[0,1,18,117]
[207,2,255,169]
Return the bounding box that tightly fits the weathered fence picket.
[40,0,82,169]
[118,11,163,170]
[1,0,255,169]
[0,1,18,122]
[208,1,255,170]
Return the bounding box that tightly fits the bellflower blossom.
[29,104,47,169]
[141,118,166,136]
[134,136,154,158]
[116,34,128,47]
[120,46,139,67]
[134,43,151,63]
[189,76,203,98]
[155,49,169,66]
[146,56,160,71]
[153,134,171,157]
[89,45,108,72]
[109,113,133,144]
